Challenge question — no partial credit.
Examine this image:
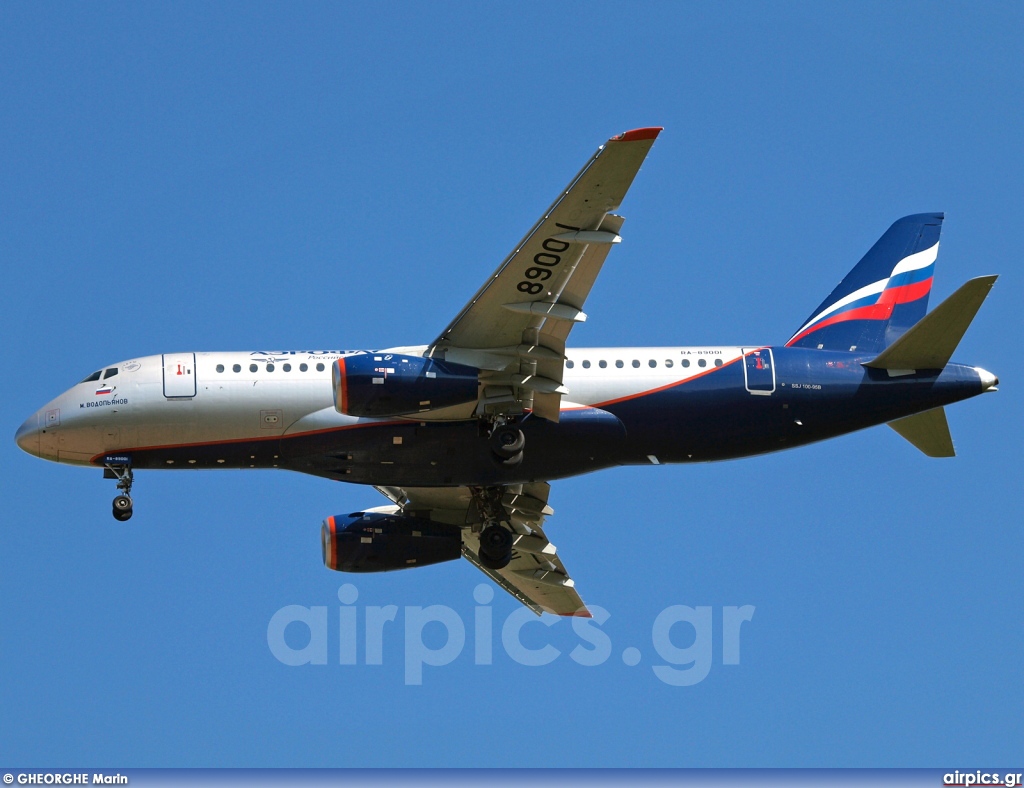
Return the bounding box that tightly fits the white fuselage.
[17,346,747,466]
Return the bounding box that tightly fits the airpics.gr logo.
[267,584,755,686]
[943,772,1023,787]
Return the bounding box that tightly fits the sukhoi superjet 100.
[16,128,999,616]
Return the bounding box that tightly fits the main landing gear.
[470,486,516,570]
[489,422,525,466]
[478,523,514,569]
[104,463,134,521]
[474,420,525,566]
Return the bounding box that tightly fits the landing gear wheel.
[490,426,525,460]
[105,462,135,520]
[478,524,514,570]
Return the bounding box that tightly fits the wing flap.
[429,129,660,421]
[375,482,589,616]
[463,527,590,617]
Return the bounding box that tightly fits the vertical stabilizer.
[787,213,943,353]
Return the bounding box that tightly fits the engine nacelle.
[333,353,479,417]
[321,511,463,572]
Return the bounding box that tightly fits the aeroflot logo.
[267,584,756,686]
[249,350,358,356]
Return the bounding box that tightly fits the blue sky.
[1,2,1021,768]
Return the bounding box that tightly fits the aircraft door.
[742,348,775,396]
[163,353,197,398]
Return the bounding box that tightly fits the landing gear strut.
[104,463,134,521]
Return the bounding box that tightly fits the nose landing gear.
[104,462,134,521]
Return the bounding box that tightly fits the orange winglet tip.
[613,127,663,142]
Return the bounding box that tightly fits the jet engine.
[332,353,479,418]
[321,510,463,572]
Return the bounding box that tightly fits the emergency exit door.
[742,348,775,396]
[163,353,196,398]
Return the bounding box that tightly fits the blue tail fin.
[787,213,943,353]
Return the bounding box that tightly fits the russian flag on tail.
[787,213,943,354]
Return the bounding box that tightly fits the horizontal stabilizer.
[864,275,997,370]
[888,407,955,458]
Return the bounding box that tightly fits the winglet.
[864,275,997,370]
[613,127,663,142]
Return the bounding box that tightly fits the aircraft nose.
[15,414,40,457]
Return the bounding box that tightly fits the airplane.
[15,127,999,617]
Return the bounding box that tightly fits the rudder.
[787,213,943,353]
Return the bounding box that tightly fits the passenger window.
[649,359,657,368]
[80,371,102,383]
[665,359,673,368]
[216,364,224,373]
[233,364,241,373]
[698,358,707,367]
[715,358,723,367]
[582,360,591,369]
[249,364,258,373]
[283,363,291,372]
[267,363,275,372]
[566,360,575,369]
[615,360,624,369]
[599,360,607,369]
[103,368,118,379]
[316,363,325,372]
[300,363,308,372]
[632,360,640,368]
[682,359,690,368]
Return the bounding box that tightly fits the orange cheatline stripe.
[589,355,743,408]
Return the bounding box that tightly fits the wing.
[375,482,589,616]
[429,127,662,422]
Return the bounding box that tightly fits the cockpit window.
[80,371,102,383]
[103,368,118,379]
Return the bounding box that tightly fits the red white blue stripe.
[786,242,937,347]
